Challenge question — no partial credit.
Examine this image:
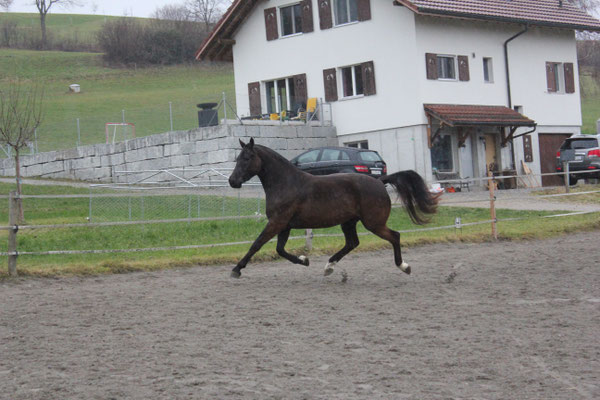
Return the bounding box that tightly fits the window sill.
[280,32,303,39]
[333,20,360,29]
[436,78,458,82]
[339,94,365,101]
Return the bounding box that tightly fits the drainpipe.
[504,24,528,109]
[504,24,529,172]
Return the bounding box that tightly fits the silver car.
[556,134,600,185]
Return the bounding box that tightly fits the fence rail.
[2,167,600,276]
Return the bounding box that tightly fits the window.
[341,64,364,97]
[264,75,308,114]
[297,149,320,163]
[321,149,343,161]
[546,61,575,94]
[345,140,369,149]
[280,4,303,36]
[334,0,359,25]
[437,55,456,80]
[431,135,453,171]
[483,57,493,83]
[425,53,469,81]
[358,151,382,162]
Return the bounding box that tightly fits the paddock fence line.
[2,168,600,276]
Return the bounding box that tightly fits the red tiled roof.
[424,104,537,126]
[396,0,600,31]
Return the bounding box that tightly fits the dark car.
[556,134,600,185]
[290,146,387,177]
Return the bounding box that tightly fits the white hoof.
[398,262,411,275]
[324,261,336,276]
[298,255,309,266]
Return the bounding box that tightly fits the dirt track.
[1,231,599,399]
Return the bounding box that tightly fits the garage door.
[538,133,571,186]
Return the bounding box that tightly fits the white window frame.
[550,62,566,94]
[483,57,494,83]
[264,77,295,114]
[333,0,359,27]
[339,64,364,99]
[279,3,303,37]
[437,55,457,81]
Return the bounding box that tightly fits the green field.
[1,181,599,277]
[0,49,235,152]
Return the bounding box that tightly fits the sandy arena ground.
[1,231,599,399]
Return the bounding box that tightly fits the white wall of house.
[229,0,585,181]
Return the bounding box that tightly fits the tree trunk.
[40,12,47,48]
[14,150,24,223]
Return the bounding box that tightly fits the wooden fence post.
[305,229,313,251]
[488,173,498,240]
[563,161,570,194]
[8,191,19,276]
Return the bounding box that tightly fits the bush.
[97,17,207,66]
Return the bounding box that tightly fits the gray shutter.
[357,0,371,21]
[323,68,338,102]
[264,7,278,41]
[318,0,332,30]
[293,73,308,109]
[458,55,470,81]
[564,62,575,93]
[546,62,557,92]
[362,61,376,96]
[425,53,438,80]
[248,82,261,116]
[301,0,314,33]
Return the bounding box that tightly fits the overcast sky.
[7,0,180,18]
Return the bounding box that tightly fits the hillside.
[0,49,235,153]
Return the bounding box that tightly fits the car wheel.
[568,175,578,186]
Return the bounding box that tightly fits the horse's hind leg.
[277,228,310,266]
[324,219,359,276]
[368,225,411,275]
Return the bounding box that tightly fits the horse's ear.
[239,139,246,148]
[248,137,254,149]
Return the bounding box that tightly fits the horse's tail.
[380,170,441,225]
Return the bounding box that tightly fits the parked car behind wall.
[556,134,600,185]
[290,146,387,178]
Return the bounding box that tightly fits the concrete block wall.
[0,122,337,183]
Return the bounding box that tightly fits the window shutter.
[301,0,314,33]
[458,55,470,81]
[323,68,338,102]
[357,0,371,21]
[362,61,376,96]
[248,82,262,116]
[425,53,438,80]
[293,73,308,109]
[264,7,278,41]
[318,0,333,30]
[564,62,575,93]
[546,62,557,92]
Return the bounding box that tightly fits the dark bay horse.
[228,138,440,278]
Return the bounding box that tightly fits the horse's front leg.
[231,221,284,278]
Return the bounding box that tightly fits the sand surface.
[1,231,599,399]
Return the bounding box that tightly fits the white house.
[196,0,600,186]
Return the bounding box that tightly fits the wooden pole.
[305,229,313,251]
[488,172,498,240]
[563,161,570,194]
[8,191,19,276]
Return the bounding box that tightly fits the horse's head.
[229,138,261,188]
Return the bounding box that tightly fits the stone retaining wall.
[0,122,337,182]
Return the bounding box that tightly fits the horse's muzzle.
[229,177,242,189]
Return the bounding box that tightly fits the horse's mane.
[255,144,294,167]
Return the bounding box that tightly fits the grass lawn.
[0,49,235,152]
[1,182,599,278]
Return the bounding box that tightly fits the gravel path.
[1,231,599,399]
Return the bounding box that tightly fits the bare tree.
[186,0,229,30]
[33,0,83,48]
[0,81,44,222]
[1,0,14,11]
